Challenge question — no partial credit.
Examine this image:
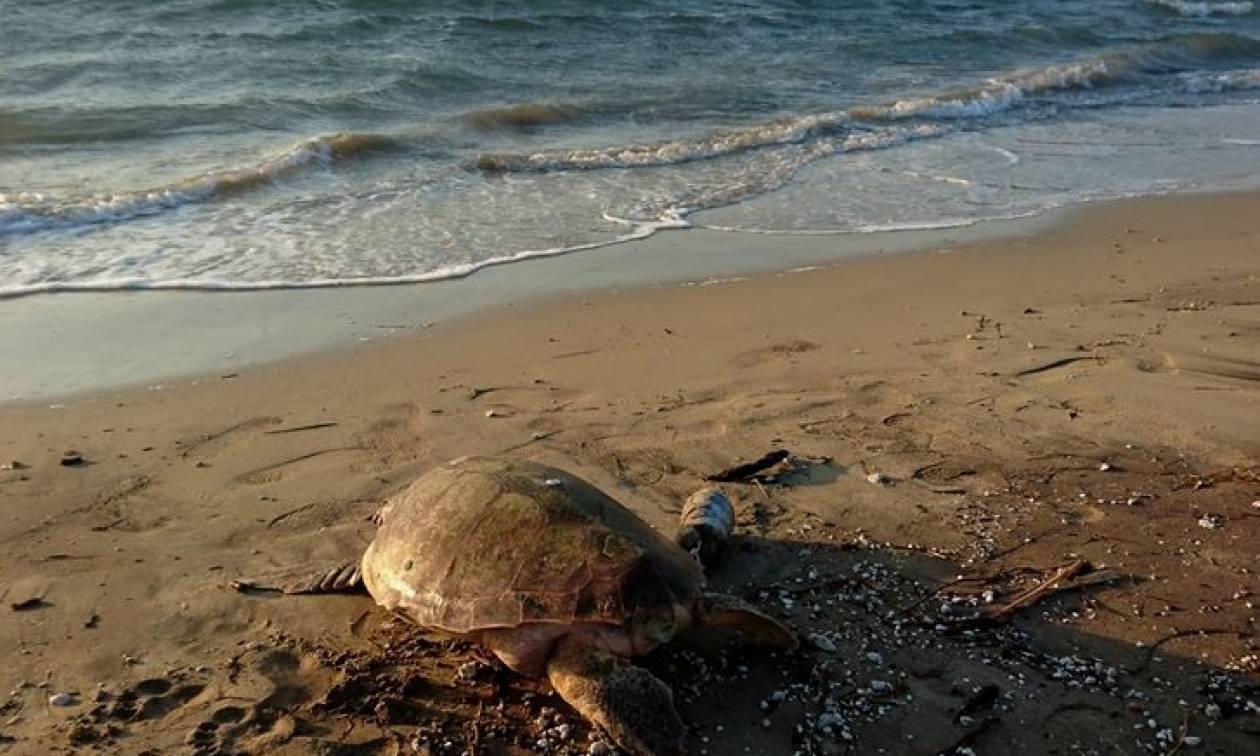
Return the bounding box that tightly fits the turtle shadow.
[186,537,1256,756]
[666,536,1257,756]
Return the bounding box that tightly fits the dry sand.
[1,191,1258,755]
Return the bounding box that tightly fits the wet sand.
[2,191,1258,754]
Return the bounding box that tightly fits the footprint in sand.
[185,704,249,751]
[732,339,821,368]
[98,676,205,722]
[183,647,322,753]
[71,673,209,747]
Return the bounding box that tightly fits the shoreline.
[2,197,1069,404]
[1,185,1253,408]
[7,175,1260,406]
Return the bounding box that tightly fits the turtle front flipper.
[694,592,798,649]
[546,639,684,756]
[230,560,363,594]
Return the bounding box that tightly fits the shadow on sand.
[66,534,1256,755]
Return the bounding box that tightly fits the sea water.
[3,0,1260,296]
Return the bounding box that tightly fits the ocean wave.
[9,33,1260,249]
[473,33,1260,176]
[850,57,1119,122]
[1147,0,1255,17]
[662,124,949,218]
[462,101,584,130]
[855,33,1260,120]
[473,111,851,173]
[1180,66,1260,92]
[0,132,395,237]
[0,92,407,147]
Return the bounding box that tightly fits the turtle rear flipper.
[546,639,684,756]
[230,561,363,594]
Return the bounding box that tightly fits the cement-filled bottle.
[675,487,735,570]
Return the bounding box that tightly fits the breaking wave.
[1147,0,1255,17]
[474,33,1260,177]
[0,132,396,236]
[474,111,851,173]
[6,31,1260,272]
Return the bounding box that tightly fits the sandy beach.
[2,191,1259,754]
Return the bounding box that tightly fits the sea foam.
[0,133,394,237]
[1148,0,1254,17]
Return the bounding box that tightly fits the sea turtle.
[234,456,796,755]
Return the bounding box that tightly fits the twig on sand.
[897,576,983,615]
[267,503,319,528]
[955,559,1097,628]
[1013,355,1097,377]
[1166,709,1191,756]
[11,596,50,611]
[780,576,852,598]
[179,415,281,457]
[1132,627,1239,672]
[264,422,339,435]
[705,449,790,482]
[984,524,1068,561]
[269,498,377,529]
[235,446,367,481]
[496,430,562,455]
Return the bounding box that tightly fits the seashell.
[48,692,77,707]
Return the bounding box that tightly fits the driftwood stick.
[1165,710,1191,756]
[264,422,339,435]
[960,559,1092,628]
[1132,628,1239,672]
[1014,356,1097,377]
